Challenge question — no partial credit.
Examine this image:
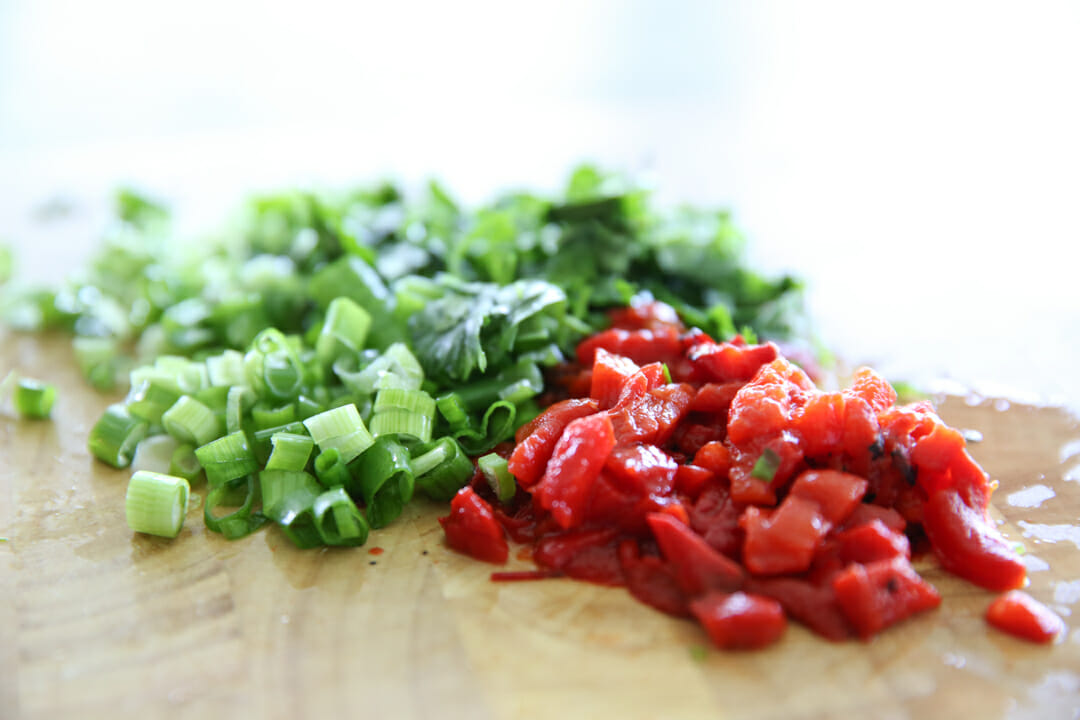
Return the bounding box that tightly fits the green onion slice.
[369,408,433,443]
[169,443,204,483]
[195,430,258,489]
[314,448,352,487]
[259,469,322,548]
[162,395,223,447]
[266,432,314,472]
[302,404,374,464]
[126,470,190,538]
[478,452,516,502]
[204,475,267,540]
[350,436,415,529]
[312,487,370,546]
[412,437,475,502]
[14,377,57,419]
[751,448,781,482]
[88,404,149,468]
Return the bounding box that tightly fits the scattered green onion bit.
[316,297,372,366]
[412,437,475,501]
[302,403,374,464]
[314,448,352,488]
[169,443,204,483]
[162,395,223,447]
[351,436,415,529]
[751,448,781,482]
[260,469,323,548]
[204,475,267,540]
[266,432,314,472]
[88,404,149,468]
[312,487,370,546]
[14,377,56,419]
[125,470,190,538]
[195,431,258,488]
[478,452,516,502]
[370,408,433,442]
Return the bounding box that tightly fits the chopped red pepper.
[986,590,1064,643]
[439,487,509,564]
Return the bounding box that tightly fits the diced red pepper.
[748,577,853,641]
[439,487,509,564]
[618,540,690,617]
[847,367,897,412]
[921,488,1026,592]
[986,591,1064,644]
[534,528,625,586]
[842,503,906,534]
[833,557,941,639]
[689,483,742,558]
[690,382,744,415]
[604,443,678,498]
[674,463,713,500]
[533,412,617,529]
[690,591,787,650]
[788,469,868,526]
[647,513,745,596]
[832,519,911,564]
[508,398,599,489]
[590,348,642,409]
[687,340,780,383]
[791,392,845,459]
[741,496,829,576]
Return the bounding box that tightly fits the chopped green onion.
[436,393,469,430]
[314,448,351,487]
[252,420,308,463]
[751,448,781,482]
[453,400,516,456]
[132,434,180,474]
[162,395,223,447]
[266,432,314,472]
[125,470,190,538]
[373,387,436,418]
[14,378,56,419]
[302,404,374,464]
[73,335,120,391]
[88,404,149,468]
[169,443,203,483]
[126,380,182,424]
[205,349,247,387]
[194,384,230,412]
[295,395,324,420]
[251,402,297,431]
[350,436,415,528]
[312,487,370,546]
[661,364,672,384]
[225,385,253,435]
[245,328,304,400]
[369,408,433,442]
[259,469,322,548]
[195,431,258,488]
[413,440,474,501]
[316,297,372,366]
[478,452,516,502]
[204,475,267,540]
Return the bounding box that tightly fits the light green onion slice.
[125,470,190,538]
[314,448,351,487]
[169,443,203,483]
[453,400,516,456]
[73,335,120,391]
[302,404,373,464]
[132,433,180,474]
[204,475,267,540]
[251,402,297,431]
[312,487,369,546]
[351,436,415,529]
[14,377,56,419]
[373,387,436,418]
[478,452,516,502]
[195,430,258,488]
[369,408,433,443]
[162,395,223,447]
[225,385,253,435]
[751,448,781,482]
[205,349,247,387]
[126,380,182,424]
[412,437,475,502]
[88,404,149,468]
[266,432,314,472]
[316,296,372,366]
[260,469,322,548]
[436,393,469,430]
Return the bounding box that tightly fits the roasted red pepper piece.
[690,591,787,650]
[533,412,617,529]
[832,519,911,564]
[741,496,829,576]
[647,512,745,596]
[788,469,868,526]
[534,527,625,586]
[921,488,1026,592]
[618,540,690,617]
[832,557,941,639]
[439,487,509,564]
[748,577,852,641]
[986,590,1064,644]
[508,398,599,489]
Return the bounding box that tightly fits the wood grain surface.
[3,331,1080,720]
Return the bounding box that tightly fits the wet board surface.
[3,331,1079,720]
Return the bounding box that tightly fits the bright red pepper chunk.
[439,300,1043,649]
[439,487,509,564]
[986,591,1064,644]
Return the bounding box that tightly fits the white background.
[1,0,1077,402]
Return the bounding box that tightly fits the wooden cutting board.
[3,332,1079,720]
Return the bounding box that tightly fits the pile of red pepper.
[440,302,1062,648]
